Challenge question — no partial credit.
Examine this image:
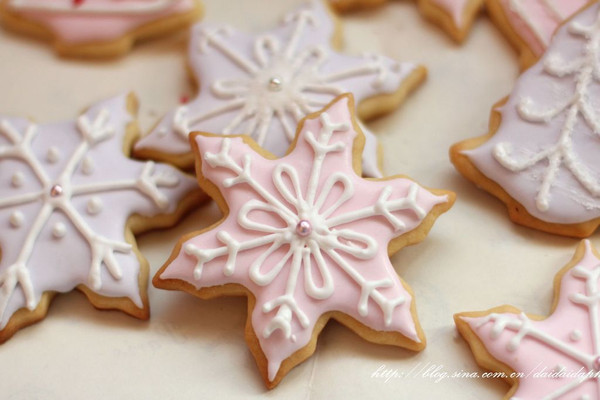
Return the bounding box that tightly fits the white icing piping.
[475,241,600,400]
[493,11,600,212]
[0,108,180,324]
[8,0,180,15]
[165,4,404,147]
[184,110,428,358]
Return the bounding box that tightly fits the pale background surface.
[0,0,582,398]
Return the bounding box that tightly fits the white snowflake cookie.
[0,93,201,343]
[457,240,600,400]
[154,94,455,388]
[451,3,600,238]
[133,0,426,178]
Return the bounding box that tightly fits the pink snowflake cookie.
[457,240,600,400]
[330,0,586,68]
[0,93,201,343]
[133,0,426,178]
[153,94,455,388]
[0,0,203,57]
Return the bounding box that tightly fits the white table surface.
[0,1,582,398]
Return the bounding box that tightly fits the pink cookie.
[0,0,203,58]
[133,0,426,179]
[328,0,485,43]
[153,94,455,388]
[486,0,588,69]
[457,240,600,400]
[0,93,202,343]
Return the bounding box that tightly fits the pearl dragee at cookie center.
[267,76,283,92]
[49,184,63,197]
[295,219,312,237]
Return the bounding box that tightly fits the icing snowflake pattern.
[461,240,600,399]
[0,94,196,332]
[157,96,450,383]
[134,0,421,177]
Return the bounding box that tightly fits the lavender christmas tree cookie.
[133,0,426,178]
[0,94,202,343]
[451,2,600,238]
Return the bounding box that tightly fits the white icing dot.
[86,197,103,215]
[9,211,24,228]
[46,146,60,164]
[570,329,582,342]
[11,171,24,188]
[81,156,95,175]
[52,222,66,239]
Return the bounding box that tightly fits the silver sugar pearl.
[50,184,63,197]
[268,76,283,92]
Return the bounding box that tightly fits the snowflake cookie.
[451,3,600,238]
[0,0,203,58]
[456,240,600,400]
[0,93,202,343]
[329,0,586,67]
[153,94,455,388]
[328,0,485,43]
[133,0,426,179]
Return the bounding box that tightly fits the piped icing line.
[0,93,199,337]
[154,94,454,387]
[133,0,423,178]
[8,0,181,15]
[457,240,600,400]
[461,2,600,227]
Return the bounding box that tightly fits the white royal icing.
[474,241,600,399]
[465,4,600,224]
[0,94,197,329]
[135,0,421,178]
